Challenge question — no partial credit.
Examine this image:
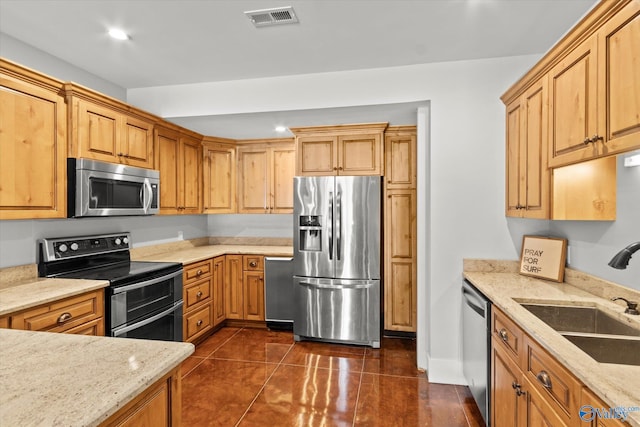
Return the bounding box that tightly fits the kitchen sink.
[520,303,640,337]
[562,334,640,366]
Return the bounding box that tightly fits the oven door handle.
[112,270,182,294]
[112,301,183,337]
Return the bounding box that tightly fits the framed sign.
[519,235,567,282]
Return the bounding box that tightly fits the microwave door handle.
[142,179,153,213]
[328,191,333,260]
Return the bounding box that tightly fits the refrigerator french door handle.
[336,190,342,261]
[328,191,334,260]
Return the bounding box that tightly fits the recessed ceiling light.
[108,28,130,40]
[275,126,288,132]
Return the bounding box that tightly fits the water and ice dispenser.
[299,215,322,251]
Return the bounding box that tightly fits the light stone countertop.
[0,278,109,316]
[132,244,293,265]
[464,262,640,427]
[0,329,194,427]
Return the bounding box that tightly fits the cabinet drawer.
[492,307,525,365]
[63,317,104,336]
[10,290,104,333]
[184,259,212,284]
[525,336,580,424]
[243,255,264,271]
[185,304,212,342]
[184,277,211,312]
[0,316,8,329]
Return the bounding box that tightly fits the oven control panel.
[39,233,131,261]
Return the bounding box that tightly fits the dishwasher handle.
[462,282,488,318]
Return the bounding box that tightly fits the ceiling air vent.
[245,6,299,27]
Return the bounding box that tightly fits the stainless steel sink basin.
[562,334,640,366]
[520,304,640,337]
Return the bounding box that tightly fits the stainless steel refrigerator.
[293,176,381,348]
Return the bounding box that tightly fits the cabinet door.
[76,99,121,161]
[338,133,383,175]
[492,341,522,427]
[203,144,236,213]
[548,35,599,167]
[237,147,269,213]
[0,75,66,219]
[385,131,416,189]
[505,97,524,217]
[225,255,243,319]
[383,189,416,332]
[122,116,154,168]
[521,376,568,427]
[271,144,295,213]
[296,135,337,175]
[580,387,628,427]
[597,1,640,156]
[154,128,180,214]
[212,256,226,326]
[179,135,202,214]
[243,270,265,321]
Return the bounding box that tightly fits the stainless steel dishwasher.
[265,257,294,330]
[462,279,491,426]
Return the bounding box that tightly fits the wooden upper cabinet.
[203,139,236,214]
[505,78,549,219]
[597,0,640,156]
[237,140,295,214]
[548,35,599,167]
[548,1,640,167]
[292,123,387,176]
[154,126,202,215]
[66,86,155,169]
[0,60,67,219]
[385,126,417,189]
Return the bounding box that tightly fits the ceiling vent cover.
[245,6,299,27]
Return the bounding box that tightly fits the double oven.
[38,233,183,342]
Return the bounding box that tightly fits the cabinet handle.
[583,136,593,145]
[536,371,552,389]
[338,166,343,170]
[591,134,603,143]
[499,328,509,342]
[333,167,338,171]
[117,152,124,157]
[249,261,257,268]
[196,291,203,298]
[197,320,203,327]
[57,312,72,324]
[512,382,526,396]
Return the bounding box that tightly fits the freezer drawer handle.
[299,281,372,290]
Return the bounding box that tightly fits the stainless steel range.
[38,233,183,342]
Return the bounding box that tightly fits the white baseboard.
[426,356,467,385]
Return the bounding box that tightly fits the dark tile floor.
[181,327,485,427]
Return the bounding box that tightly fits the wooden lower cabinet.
[182,259,213,343]
[212,256,226,326]
[581,388,629,427]
[224,255,265,322]
[100,367,182,427]
[8,289,104,335]
[491,307,631,427]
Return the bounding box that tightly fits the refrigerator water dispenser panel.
[299,215,322,251]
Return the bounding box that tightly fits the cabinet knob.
[117,152,124,157]
[333,167,338,171]
[338,166,343,170]
[196,269,203,276]
[197,319,203,327]
[499,328,509,342]
[57,312,72,324]
[196,291,203,298]
[249,261,257,268]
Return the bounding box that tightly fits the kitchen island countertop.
[0,328,194,426]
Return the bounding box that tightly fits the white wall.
[0,32,126,100]
[0,216,208,267]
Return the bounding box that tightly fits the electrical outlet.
[178,231,184,240]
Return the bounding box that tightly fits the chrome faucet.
[611,297,640,315]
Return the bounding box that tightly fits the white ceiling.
[0,0,598,139]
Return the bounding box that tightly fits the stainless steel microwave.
[67,158,159,217]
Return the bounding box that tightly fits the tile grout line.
[182,327,245,378]
[350,350,367,426]
[233,338,297,427]
[454,385,474,427]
